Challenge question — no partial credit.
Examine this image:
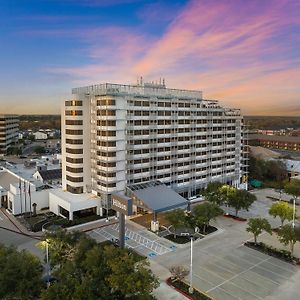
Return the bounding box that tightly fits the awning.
[128,181,188,213]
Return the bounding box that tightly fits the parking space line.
[222,278,265,300]
[206,257,271,293]
[194,272,217,287]
[237,270,280,287]
[261,259,298,274]
[254,264,291,281]
[211,286,240,300]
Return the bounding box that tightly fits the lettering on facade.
[111,194,133,216]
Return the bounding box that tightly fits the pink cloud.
[44,0,300,115]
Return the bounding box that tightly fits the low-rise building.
[249,134,300,152]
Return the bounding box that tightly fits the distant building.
[33,131,48,140]
[33,167,62,185]
[0,115,19,156]
[249,134,300,152]
[0,155,62,214]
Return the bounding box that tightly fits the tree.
[285,179,300,204]
[246,218,272,244]
[269,202,293,227]
[203,182,223,205]
[219,184,237,207]
[34,145,45,154]
[169,265,189,282]
[165,209,188,238]
[277,224,300,256]
[105,245,159,298]
[0,244,43,299]
[192,203,223,233]
[227,189,256,217]
[41,231,159,300]
[41,229,86,266]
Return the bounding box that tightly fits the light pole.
[45,240,50,288]
[188,235,194,294]
[292,197,296,228]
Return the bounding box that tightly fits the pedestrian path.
[91,222,177,257]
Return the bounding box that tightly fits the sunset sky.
[1,0,299,115]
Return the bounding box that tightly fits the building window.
[66,175,83,182]
[66,148,83,154]
[66,157,83,164]
[66,138,83,144]
[66,166,83,173]
[66,129,83,135]
[65,100,83,106]
[65,120,83,125]
[65,110,83,116]
[67,184,83,194]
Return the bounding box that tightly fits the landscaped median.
[166,277,213,300]
[244,241,300,265]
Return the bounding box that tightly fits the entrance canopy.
[127,181,188,213]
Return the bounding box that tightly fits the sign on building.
[111,194,133,216]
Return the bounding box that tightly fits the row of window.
[66,129,83,135]
[97,120,116,127]
[97,171,116,177]
[66,166,83,173]
[130,139,236,146]
[127,119,236,126]
[66,138,83,144]
[96,140,116,147]
[128,110,225,117]
[96,151,116,157]
[97,130,116,137]
[66,157,83,164]
[65,110,82,116]
[130,170,236,184]
[97,110,116,116]
[66,148,83,154]
[128,165,235,175]
[67,184,83,194]
[66,175,83,182]
[97,181,116,188]
[97,99,116,106]
[97,161,116,167]
[66,119,83,125]
[65,100,83,106]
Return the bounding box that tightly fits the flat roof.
[128,181,188,213]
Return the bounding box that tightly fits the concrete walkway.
[150,260,188,300]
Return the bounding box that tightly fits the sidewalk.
[0,208,42,239]
[150,260,188,300]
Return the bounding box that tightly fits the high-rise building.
[0,115,19,156]
[62,81,248,209]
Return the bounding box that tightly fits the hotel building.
[0,115,19,156]
[61,81,248,211]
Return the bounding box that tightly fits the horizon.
[0,0,299,115]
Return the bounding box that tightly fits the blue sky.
[0,0,299,115]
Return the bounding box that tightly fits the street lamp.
[182,228,198,294]
[292,197,296,228]
[188,235,194,294]
[41,239,51,288]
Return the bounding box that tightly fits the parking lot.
[89,221,177,258]
[152,191,300,300]
[189,245,299,300]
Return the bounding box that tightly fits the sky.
[0,0,299,115]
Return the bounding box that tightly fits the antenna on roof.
[140,76,143,86]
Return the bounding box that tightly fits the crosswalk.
[93,223,175,256]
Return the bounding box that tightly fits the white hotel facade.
[61,81,248,211]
